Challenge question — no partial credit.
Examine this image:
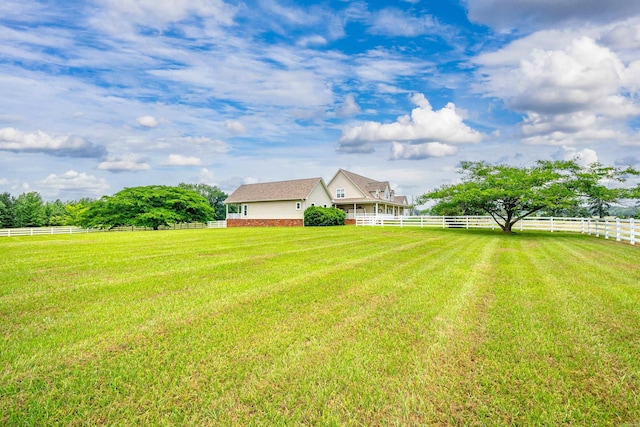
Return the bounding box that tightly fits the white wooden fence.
[207,220,227,228]
[0,226,94,237]
[356,215,637,245]
[1,221,227,237]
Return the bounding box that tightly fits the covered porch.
[335,201,410,221]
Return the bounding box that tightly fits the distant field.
[1,227,639,425]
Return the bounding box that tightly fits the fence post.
[465,216,469,229]
[631,218,635,245]
[442,216,445,229]
[581,218,585,234]
[595,220,599,237]
[421,216,424,228]
[400,216,403,228]
[550,217,554,233]
[616,218,621,242]
[605,219,609,239]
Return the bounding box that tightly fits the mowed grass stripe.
[1,228,436,370]
[1,227,639,425]
[466,233,640,425]
[8,230,494,425]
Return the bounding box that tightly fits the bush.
[304,206,346,226]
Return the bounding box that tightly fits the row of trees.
[0,192,70,228]
[419,160,640,233]
[2,160,638,232]
[0,183,229,229]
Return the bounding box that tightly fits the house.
[224,170,410,226]
[225,177,333,227]
[327,169,410,223]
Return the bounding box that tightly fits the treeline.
[0,183,229,229]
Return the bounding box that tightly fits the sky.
[1,0,640,204]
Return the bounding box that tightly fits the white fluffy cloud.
[338,93,482,153]
[137,116,159,128]
[520,112,626,145]
[225,120,245,135]
[93,0,236,34]
[478,37,632,115]
[368,8,446,37]
[40,170,109,196]
[0,127,106,158]
[476,34,640,146]
[98,156,151,172]
[198,168,216,184]
[390,141,458,160]
[338,94,361,117]
[162,154,202,166]
[560,147,599,166]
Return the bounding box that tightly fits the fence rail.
[356,215,637,245]
[1,222,224,237]
[207,220,227,228]
[0,226,93,237]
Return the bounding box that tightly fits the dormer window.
[375,189,379,198]
[385,189,389,200]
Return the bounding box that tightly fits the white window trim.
[336,188,345,199]
[295,202,302,210]
[242,204,248,217]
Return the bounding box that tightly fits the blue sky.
[1,0,639,203]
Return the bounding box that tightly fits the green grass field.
[1,226,639,425]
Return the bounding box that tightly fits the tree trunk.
[503,211,514,233]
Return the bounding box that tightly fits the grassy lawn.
[1,226,639,425]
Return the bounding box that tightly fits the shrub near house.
[304,206,346,226]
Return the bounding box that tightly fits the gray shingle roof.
[340,169,383,199]
[394,195,408,205]
[336,169,409,207]
[225,177,324,203]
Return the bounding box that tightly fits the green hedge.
[304,206,346,226]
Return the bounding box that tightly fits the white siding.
[234,181,333,220]
[307,182,333,207]
[328,172,364,199]
[243,200,304,219]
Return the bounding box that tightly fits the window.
[242,204,248,217]
[296,202,301,210]
[336,188,345,199]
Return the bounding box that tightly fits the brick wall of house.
[345,219,356,225]
[226,218,304,227]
